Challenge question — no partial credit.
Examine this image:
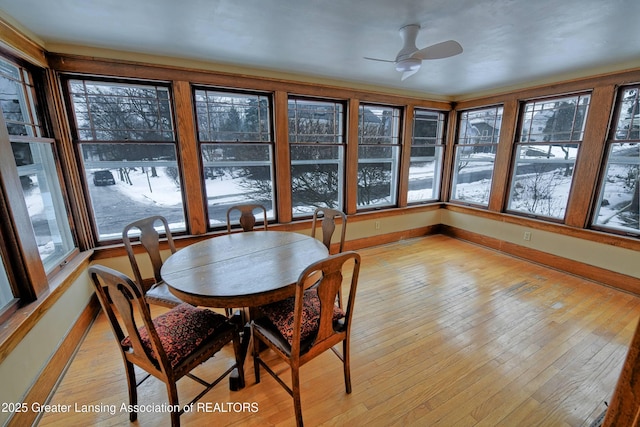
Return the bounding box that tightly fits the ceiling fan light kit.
[395,58,421,72]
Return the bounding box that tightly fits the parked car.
[93,170,116,186]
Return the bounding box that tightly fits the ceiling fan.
[364,24,463,81]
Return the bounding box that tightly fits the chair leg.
[291,366,304,427]
[124,361,138,421]
[343,339,352,394]
[166,382,181,427]
[252,332,261,383]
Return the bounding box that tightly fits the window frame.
[356,103,403,210]
[192,86,276,230]
[288,96,347,217]
[450,105,504,207]
[0,53,78,315]
[62,76,188,244]
[591,84,640,237]
[407,107,447,205]
[506,93,591,221]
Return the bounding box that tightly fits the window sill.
[0,249,93,365]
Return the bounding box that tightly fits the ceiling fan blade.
[401,68,420,81]
[412,40,463,60]
[364,56,396,63]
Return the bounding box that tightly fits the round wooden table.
[161,230,329,308]
[162,231,329,390]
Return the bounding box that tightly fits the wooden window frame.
[288,95,347,217]
[505,92,592,222]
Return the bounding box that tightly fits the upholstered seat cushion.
[122,303,229,368]
[258,288,345,346]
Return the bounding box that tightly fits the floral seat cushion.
[122,303,229,368]
[258,288,346,346]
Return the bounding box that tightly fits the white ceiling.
[1,0,639,99]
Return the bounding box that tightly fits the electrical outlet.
[374,220,380,230]
[523,231,531,241]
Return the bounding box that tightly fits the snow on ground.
[113,168,183,206]
[24,161,637,237]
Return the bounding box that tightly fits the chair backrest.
[122,215,176,292]
[226,204,268,232]
[311,207,347,253]
[292,251,360,356]
[88,264,170,376]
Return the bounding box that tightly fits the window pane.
[614,88,640,141]
[69,80,174,141]
[291,145,343,215]
[15,142,75,272]
[0,58,41,137]
[450,106,503,206]
[508,144,579,219]
[289,98,345,216]
[81,143,186,240]
[593,147,639,234]
[201,143,275,227]
[451,149,496,206]
[408,109,446,203]
[288,99,343,143]
[359,105,401,145]
[0,256,14,313]
[195,90,271,142]
[520,95,590,143]
[357,145,400,208]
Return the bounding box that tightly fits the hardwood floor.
[37,235,640,427]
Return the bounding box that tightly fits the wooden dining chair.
[251,251,361,427]
[226,203,268,233]
[122,215,182,308]
[88,264,244,427]
[310,207,347,307]
[311,207,347,254]
[225,203,268,318]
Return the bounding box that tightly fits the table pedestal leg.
[229,309,251,391]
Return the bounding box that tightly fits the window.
[451,106,503,206]
[67,79,186,241]
[592,85,639,236]
[0,256,14,316]
[507,94,590,220]
[0,58,75,273]
[288,98,345,216]
[194,89,274,228]
[14,142,76,271]
[357,104,401,209]
[408,109,446,203]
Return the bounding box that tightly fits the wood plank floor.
[37,235,640,427]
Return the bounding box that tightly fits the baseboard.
[441,225,640,295]
[6,295,100,427]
